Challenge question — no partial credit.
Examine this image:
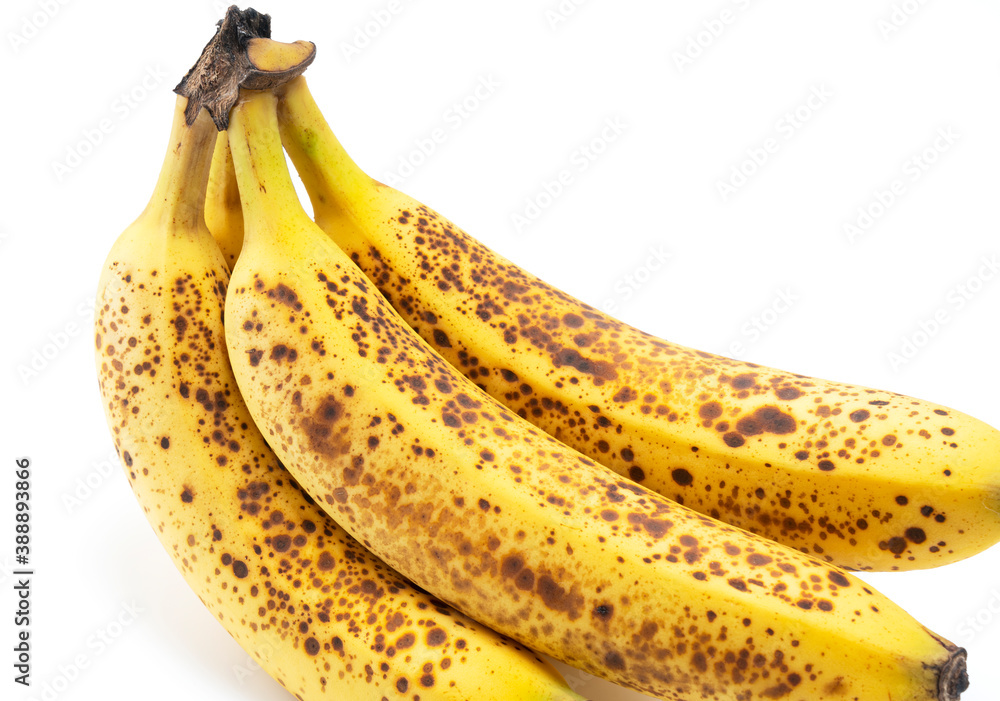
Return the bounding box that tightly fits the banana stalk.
[205,130,244,270]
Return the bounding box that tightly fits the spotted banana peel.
[268,73,1000,574]
[222,85,970,701]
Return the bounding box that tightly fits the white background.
[2,1,999,699]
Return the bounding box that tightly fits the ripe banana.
[224,86,970,701]
[205,130,244,270]
[273,75,1000,573]
[94,95,588,701]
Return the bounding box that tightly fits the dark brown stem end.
[174,6,314,130]
[939,648,969,701]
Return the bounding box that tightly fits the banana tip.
[939,647,969,701]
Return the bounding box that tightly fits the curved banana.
[205,130,244,270]
[94,95,588,701]
[225,87,969,701]
[274,75,1000,573]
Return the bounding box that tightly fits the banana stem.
[207,131,241,213]
[227,89,313,246]
[143,97,217,231]
[275,76,372,223]
[939,648,969,701]
[205,131,245,269]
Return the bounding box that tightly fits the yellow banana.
[94,95,588,701]
[224,86,970,701]
[274,75,1000,573]
[204,34,318,270]
[205,130,244,270]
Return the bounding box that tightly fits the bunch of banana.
[96,7,995,700]
[94,10,588,701]
[270,77,1000,573]
[220,80,970,700]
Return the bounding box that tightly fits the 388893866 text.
[14,456,32,687]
